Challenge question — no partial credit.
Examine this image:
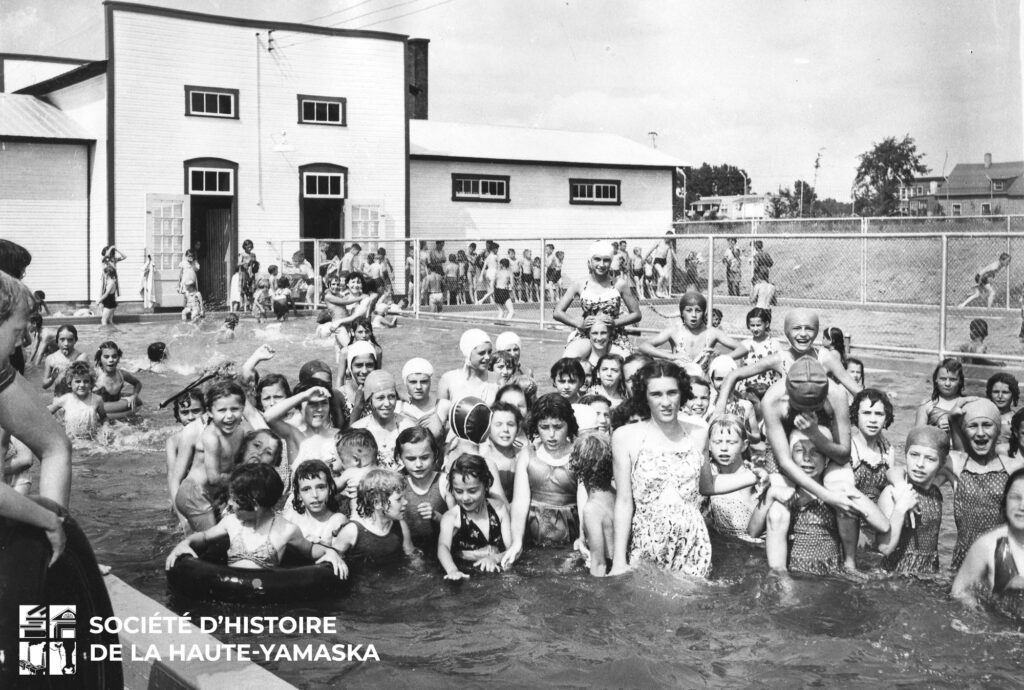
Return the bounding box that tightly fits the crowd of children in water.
[3,238,1024,617]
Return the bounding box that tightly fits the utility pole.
[811,148,824,216]
[648,131,658,148]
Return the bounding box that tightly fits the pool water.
[26,316,1024,688]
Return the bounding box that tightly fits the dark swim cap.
[786,356,829,409]
[678,291,707,313]
[905,426,950,458]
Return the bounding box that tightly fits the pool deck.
[104,574,296,690]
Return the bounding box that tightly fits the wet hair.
[1001,467,1024,520]
[0,270,35,322]
[845,357,864,382]
[447,453,493,492]
[229,463,284,511]
[969,318,989,340]
[496,382,533,412]
[173,389,206,423]
[64,360,94,388]
[346,272,366,290]
[291,460,341,514]
[204,379,247,410]
[277,276,291,289]
[355,468,404,517]
[622,353,653,391]
[394,425,438,469]
[630,361,692,420]
[987,372,1020,408]
[32,290,45,302]
[28,313,43,330]
[591,353,626,399]
[930,358,965,401]
[224,313,240,328]
[0,240,32,279]
[93,340,123,366]
[56,324,79,342]
[489,350,516,373]
[550,357,586,384]
[578,392,612,408]
[689,376,711,393]
[489,400,523,428]
[849,388,894,430]
[709,414,749,444]
[348,317,381,349]
[526,393,579,442]
[711,308,723,322]
[569,433,613,493]
[1009,408,1024,457]
[337,428,378,464]
[746,307,771,327]
[822,326,847,366]
[147,341,168,363]
[255,374,292,411]
[235,429,283,467]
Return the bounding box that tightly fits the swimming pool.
[31,316,1024,688]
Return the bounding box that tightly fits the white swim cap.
[459,329,492,360]
[346,341,377,368]
[495,331,521,352]
[402,357,434,381]
[590,241,615,259]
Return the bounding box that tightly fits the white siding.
[110,8,407,301]
[410,160,674,286]
[0,142,89,300]
[410,160,673,238]
[3,59,87,93]
[44,74,107,298]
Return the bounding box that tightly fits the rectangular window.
[351,205,381,239]
[188,168,233,195]
[451,174,510,203]
[952,203,962,216]
[151,201,185,270]
[993,181,1005,192]
[981,203,992,215]
[184,86,238,119]
[303,173,345,198]
[297,95,347,126]
[915,186,923,196]
[569,178,621,205]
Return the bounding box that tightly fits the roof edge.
[411,154,679,170]
[15,61,108,96]
[0,53,94,65]
[104,1,409,43]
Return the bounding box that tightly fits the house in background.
[688,194,769,220]
[898,175,946,216]
[937,154,1024,217]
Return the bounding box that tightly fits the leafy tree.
[771,180,817,217]
[853,135,929,216]
[815,198,854,217]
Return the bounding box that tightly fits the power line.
[276,0,455,49]
[303,0,379,25]
[351,0,456,29]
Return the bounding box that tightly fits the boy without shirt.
[638,291,740,376]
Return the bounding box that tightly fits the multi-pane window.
[189,168,233,195]
[451,174,510,202]
[981,203,992,215]
[570,179,621,205]
[185,86,238,118]
[297,95,346,126]
[303,173,345,198]
[351,205,381,239]
[151,202,185,270]
[952,203,962,216]
[994,181,1006,192]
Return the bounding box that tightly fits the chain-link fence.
[409,217,1024,364]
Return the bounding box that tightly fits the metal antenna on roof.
[648,131,658,148]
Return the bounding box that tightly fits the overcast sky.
[3,0,1021,200]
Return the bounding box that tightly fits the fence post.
[413,242,421,319]
[1006,225,1012,310]
[939,234,948,359]
[706,235,715,318]
[539,237,546,330]
[860,216,868,304]
[312,241,321,310]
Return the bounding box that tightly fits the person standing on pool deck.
[959,252,1010,308]
[752,240,773,286]
[723,237,742,296]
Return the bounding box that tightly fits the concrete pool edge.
[104,574,297,690]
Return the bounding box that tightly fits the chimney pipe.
[984,153,992,168]
[405,38,429,120]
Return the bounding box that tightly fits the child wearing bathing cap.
[351,370,411,470]
[638,290,740,377]
[439,329,497,405]
[877,426,950,574]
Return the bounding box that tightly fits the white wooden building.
[4,2,411,305]
[410,120,684,241]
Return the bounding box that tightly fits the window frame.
[569,178,622,206]
[951,203,962,216]
[350,204,382,240]
[187,167,234,196]
[296,94,347,127]
[993,181,1006,192]
[981,202,992,215]
[184,85,239,119]
[302,172,346,199]
[451,174,510,203]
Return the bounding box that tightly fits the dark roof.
[15,61,107,96]
[944,160,1024,197]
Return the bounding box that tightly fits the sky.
[2,0,1021,201]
